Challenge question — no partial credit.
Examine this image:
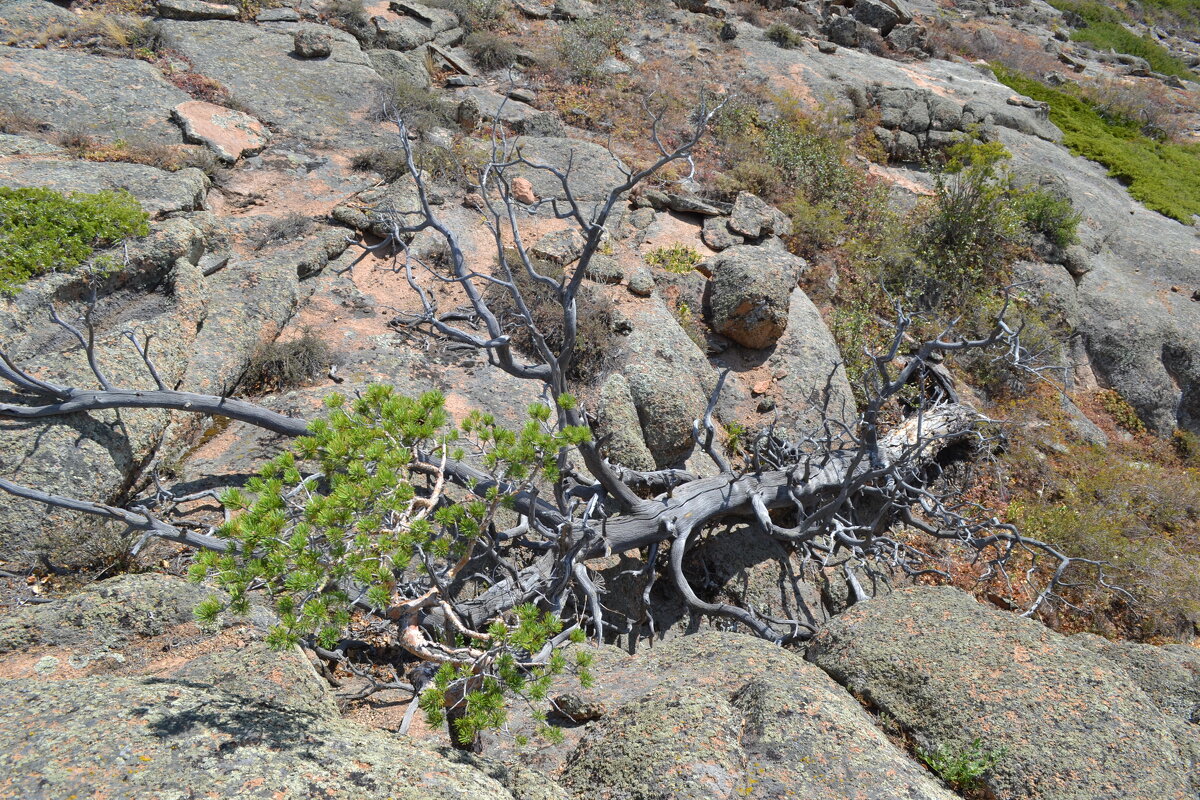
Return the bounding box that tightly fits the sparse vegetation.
[373,78,457,133]
[463,31,522,71]
[0,187,149,295]
[484,251,616,384]
[250,212,316,251]
[241,327,331,393]
[557,15,627,82]
[916,738,1007,792]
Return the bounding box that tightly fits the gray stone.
[701,216,743,251]
[627,268,654,297]
[852,0,900,35]
[728,191,791,239]
[531,228,585,265]
[0,160,207,217]
[665,193,725,216]
[0,676,519,799]
[160,20,387,148]
[0,573,215,653]
[595,373,655,470]
[258,6,300,20]
[294,27,333,58]
[509,137,629,202]
[584,254,624,284]
[0,133,64,156]
[808,587,1197,800]
[558,633,958,800]
[374,1,458,50]
[368,48,432,88]
[1073,633,1200,724]
[553,0,596,18]
[827,15,859,47]
[514,111,566,137]
[887,21,926,51]
[0,49,189,145]
[705,245,804,349]
[765,287,856,436]
[0,0,76,38]
[172,641,341,718]
[513,0,551,16]
[156,0,240,19]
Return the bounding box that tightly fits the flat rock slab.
[508,136,630,202]
[808,586,1197,800]
[0,159,207,216]
[0,676,520,799]
[173,99,270,161]
[0,49,190,144]
[155,0,239,19]
[0,0,76,38]
[160,20,390,148]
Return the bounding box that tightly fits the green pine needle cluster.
[191,384,595,741]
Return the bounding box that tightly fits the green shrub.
[645,242,702,273]
[193,385,595,747]
[917,738,1006,792]
[765,22,804,49]
[1070,22,1194,80]
[1012,183,1082,248]
[373,78,457,133]
[994,64,1200,223]
[241,327,330,393]
[1045,0,1126,25]
[1098,388,1147,434]
[0,187,149,295]
[425,0,508,33]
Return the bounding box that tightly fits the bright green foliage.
[0,186,149,295]
[645,242,702,273]
[1070,23,1194,79]
[1046,0,1126,24]
[917,738,1006,791]
[993,65,1200,223]
[420,612,595,746]
[191,385,594,742]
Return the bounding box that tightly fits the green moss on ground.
[993,64,1200,223]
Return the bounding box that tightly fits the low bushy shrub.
[0,187,149,295]
[765,22,804,48]
[373,78,457,134]
[644,242,702,273]
[463,31,521,71]
[242,327,331,393]
[1070,22,1194,80]
[557,15,626,83]
[250,212,315,251]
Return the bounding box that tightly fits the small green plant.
[1012,183,1081,249]
[917,738,1006,791]
[765,22,804,49]
[0,186,149,295]
[558,15,626,82]
[645,242,702,273]
[193,386,596,748]
[1098,388,1147,434]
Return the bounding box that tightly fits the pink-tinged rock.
[172,101,270,163]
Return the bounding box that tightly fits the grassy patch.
[1070,22,1194,78]
[242,327,330,393]
[0,187,148,295]
[993,64,1200,223]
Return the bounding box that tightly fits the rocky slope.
[0,0,1198,795]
